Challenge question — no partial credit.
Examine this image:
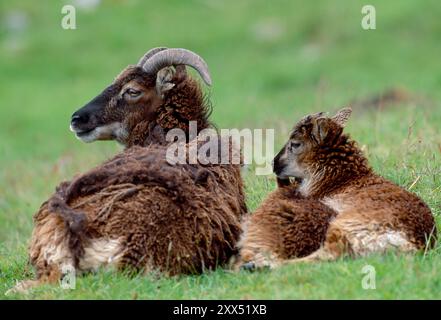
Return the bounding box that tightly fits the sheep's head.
[70,48,212,146]
[273,107,353,181]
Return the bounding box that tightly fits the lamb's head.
[273,107,369,195]
[70,47,212,146]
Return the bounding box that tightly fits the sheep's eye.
[125,88,141,97]
[290,142,301,150]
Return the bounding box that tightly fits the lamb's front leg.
[279,221,352,266]
[240,245,339,270]
[235,216,283,271]
[238,249,283,271]
[279,247,339,266]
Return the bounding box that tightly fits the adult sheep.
[10,48,247,293]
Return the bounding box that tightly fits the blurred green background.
[0,0,440,299]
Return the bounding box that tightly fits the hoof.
[240,262,257,272]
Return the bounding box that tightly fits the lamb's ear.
[311,117,331,143]
[331,107,352,127]
[156,67,176,97]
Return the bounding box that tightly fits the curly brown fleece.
[238,108,436,270]
[9,62,247,294]
[102,66,212,147]
[238,181,337,268]
[30,139,245,280]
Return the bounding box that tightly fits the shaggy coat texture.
[238,108,436,269]
[115,66,212,147]
[10,57,247,293]
[30,141,245,281]
[238,181,336,269]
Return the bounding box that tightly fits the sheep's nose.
[272,160,281,175]
[71,113,89,126]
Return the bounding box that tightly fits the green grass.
[1,0,440,299]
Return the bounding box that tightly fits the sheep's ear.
[311,117,330,143]
[174,65,187,81]
[331,107,352,127]
[156,67,176,97]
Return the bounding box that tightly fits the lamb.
[10,48,247,293]
[238,108,436,270]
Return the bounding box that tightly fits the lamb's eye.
[290,142,301,150]
[126,88,141,97]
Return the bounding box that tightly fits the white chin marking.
[76,129,97,143]
[75,122,127,143]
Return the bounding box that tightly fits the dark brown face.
[70,66,160,144]
[69,47,213,146]
[273,108,352,179]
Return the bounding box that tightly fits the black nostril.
[71,115,81,122]
[71,113,89,126]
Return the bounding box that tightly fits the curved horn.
[141,48,212,86]
[137,47,168,66]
